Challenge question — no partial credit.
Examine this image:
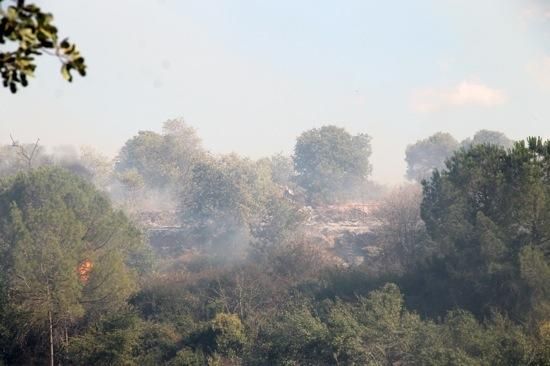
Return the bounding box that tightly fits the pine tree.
[0,167,149,364]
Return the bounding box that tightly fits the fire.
[78,259,93,283]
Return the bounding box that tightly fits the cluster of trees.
[113,123,374,213]
[405,129,514,182]
[0,121,548,364]
[2,4,546,365]
[372,139,550,323]
[69,274,544,365]
[0,122,374,217]
[111,120,308,260]
[417,138,550,321]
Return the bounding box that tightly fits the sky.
[1,0,550,183]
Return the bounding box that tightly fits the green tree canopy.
[116,119,203,191]
[0,167,148,365]
[420,138,550,322]
[180,154,275,257]
[293,125,372,204]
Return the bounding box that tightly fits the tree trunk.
[65,321,69,346]
[46,284,54,366]
[48,308,54,366]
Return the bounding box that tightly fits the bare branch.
[9,134,40,170]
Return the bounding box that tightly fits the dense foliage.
[294,125,372,204]
[419,138,550,323]
[115,119,203,193]
[0,168,149,365]
[0,124,548,365]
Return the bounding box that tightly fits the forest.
[2,0,550,365]
[0,121,548,365]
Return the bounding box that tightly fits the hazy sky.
[1,0,550,183]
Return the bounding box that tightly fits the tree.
[0,139,114,186]
[254,304,329,365]
[208,313,247,359]
[249,194,307,256]
[293,125,372,204]
[420,138,550,321]
[116,168,145,212]
[0,0,86,93]
[78,146,113,189]
[67,312,142,366]
[257,153,295,188]
[462,129,514,150]
[0,138,49,177]
[116,119,203,192]
[370,184,431,274]
[251,283,424,365]
[0,167,148,365]
[68,312,182,366]
[180,154,274,258]
[406,130,514,183]
[405,132,459,182]
[8,134,40,169]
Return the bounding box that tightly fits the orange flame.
[78,259,93,283]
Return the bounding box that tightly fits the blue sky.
[1,0,550,182]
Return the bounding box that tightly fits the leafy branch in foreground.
[0,0,86,93]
